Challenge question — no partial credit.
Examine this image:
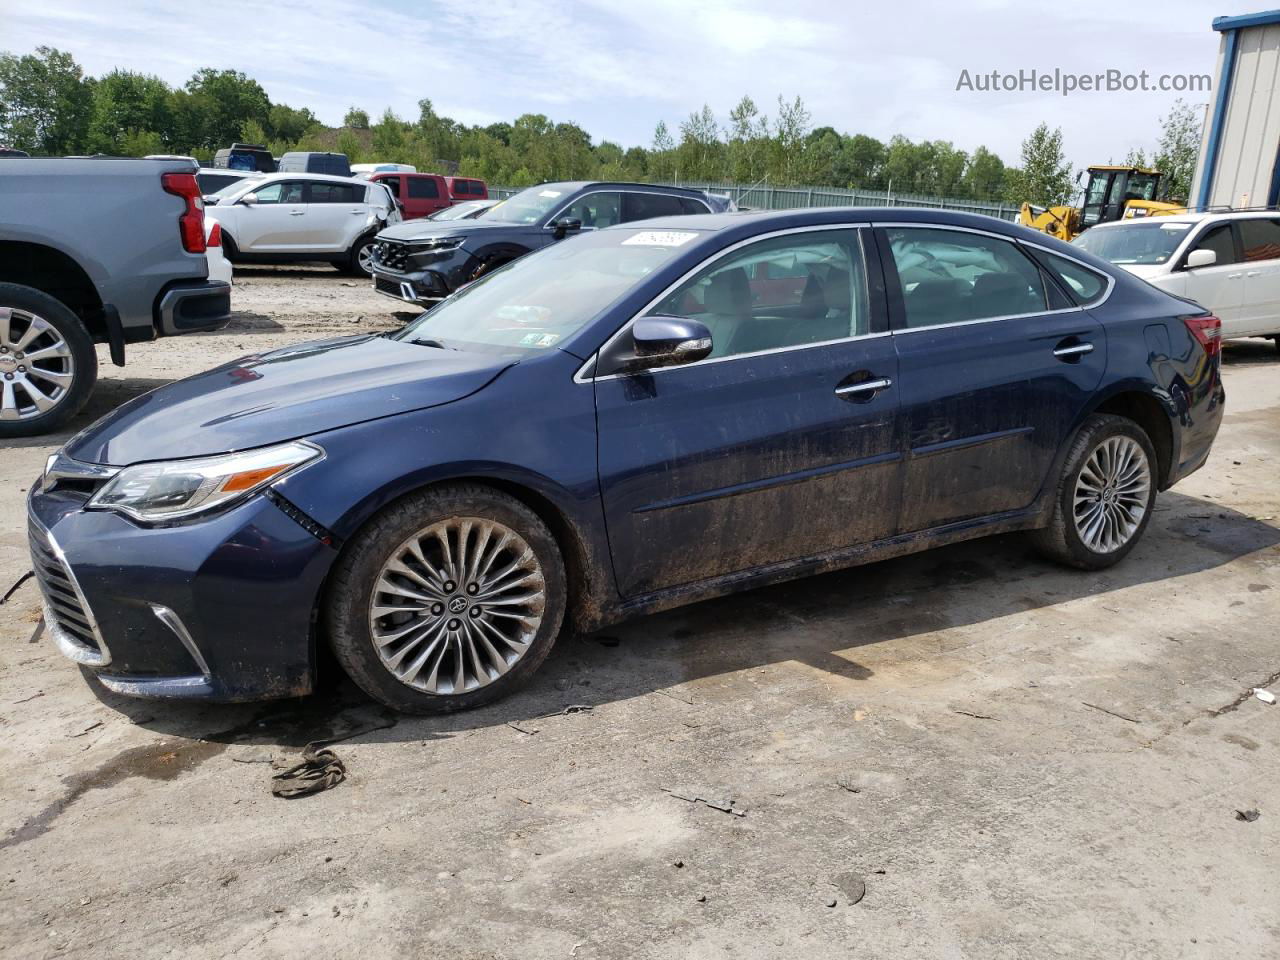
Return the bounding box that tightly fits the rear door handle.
[835,377,892,400]
[1228,272,1243,279]
[1053,342,1094,359]
[1247,270,1261,277]
[289,210,305,216]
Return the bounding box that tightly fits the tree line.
[0,46,1198,205]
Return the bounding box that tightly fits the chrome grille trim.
[27,513,111,666]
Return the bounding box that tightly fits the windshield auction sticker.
[623,231,699,247]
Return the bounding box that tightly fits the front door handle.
[1227,272,1243,279]
[289,210,305,216]
[1247,270,1261,277]
[835,377,892,401]
[1053,341,1094,359]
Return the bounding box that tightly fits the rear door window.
[1238,218,1280,262]
[885,228,1048,328]
[408,177,440,199]
[622,193,687,221]
[307,182,361,203]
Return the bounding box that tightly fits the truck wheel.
[347,235,378,277]
[323,483,567,714]
[1028,414,1157,570]
[0,283,97,438]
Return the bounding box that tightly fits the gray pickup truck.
[0,157,231,437]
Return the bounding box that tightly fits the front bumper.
[370,244,478,305]
[26,480,337,702]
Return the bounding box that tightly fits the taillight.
[1182,314,1222,357]
[207,221,222,247]
[161,172,206,254]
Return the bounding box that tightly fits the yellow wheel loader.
[1017,166,1186,242]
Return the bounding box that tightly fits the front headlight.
[410,236,466,252]
[88,441,322,523]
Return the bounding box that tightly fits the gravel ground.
[1,268,1278,959]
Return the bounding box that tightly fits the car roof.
[246,171,372,186]
[614,205,1034,234]
[527,180,713,198]
[198,167,261,176]
[1090,209,1280,230]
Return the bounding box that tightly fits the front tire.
[0,283,97,438]
[1029,414,1157,570]
[324,484,567,713]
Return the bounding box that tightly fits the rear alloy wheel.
[0,283,97,438]
[325,484,566,713]
[1029,414,1157,569]
[348,236,378,277]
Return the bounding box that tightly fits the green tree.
[1153,99,1200,203]
[772,95,811,184]
[677,104,721,181]
[335,129,362,163]
[0,46,93,154]
[182,68,269,148]
[1004,123,1073,206]
[343,106,370,129]
[961,146,1006,200]
[267,104,319,143]
[86,69,173,153]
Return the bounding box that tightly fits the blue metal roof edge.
[1213,10,1280,31]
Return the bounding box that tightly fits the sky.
[0,0,1227,170]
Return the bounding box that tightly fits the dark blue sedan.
[27,208,1225,712]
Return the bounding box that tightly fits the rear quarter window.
[1033,250,1109,306]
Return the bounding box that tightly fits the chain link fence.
[488,180,1017,221]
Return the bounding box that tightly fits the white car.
[205,173,401,276]
[1074,211,1280,350]
[205,217,232,286]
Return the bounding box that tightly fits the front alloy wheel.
[370,518,546,695]
[325,484,567,713]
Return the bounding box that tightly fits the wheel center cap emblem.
[448,597,467,613]
[0,356,16,373]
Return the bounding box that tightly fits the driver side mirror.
[551,217,582,239]
[239,192,259,205]
[1184,248,1216,269]
[617,316,713,373]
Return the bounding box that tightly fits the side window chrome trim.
[574,223,875,384]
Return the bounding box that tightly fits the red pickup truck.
[369,173,489,220]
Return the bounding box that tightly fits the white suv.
[205,173,401,276]
[1074,211,1280,350]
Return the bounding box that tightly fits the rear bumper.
[1168,362,1226,486]
[155,280,232,336]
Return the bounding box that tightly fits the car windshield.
[392,227,703,356]
[478,184,574,224]
[1073,220,1194,265]
[209,177,263,202]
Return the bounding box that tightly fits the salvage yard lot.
[1,268,1278,959]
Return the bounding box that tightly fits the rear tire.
[1029,414,1157,570]
[324,483,567,714]
[347,235,378,277]
[0,283,97,438]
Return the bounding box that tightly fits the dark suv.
[370,181,732,305]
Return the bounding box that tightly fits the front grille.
[28,520,108,663]
[375,239,411,272]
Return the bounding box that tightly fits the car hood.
[66,335,514,465]
[377,218,540,243]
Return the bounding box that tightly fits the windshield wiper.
[410,338,451,350]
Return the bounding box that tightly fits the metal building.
[1192,11,1280,209]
